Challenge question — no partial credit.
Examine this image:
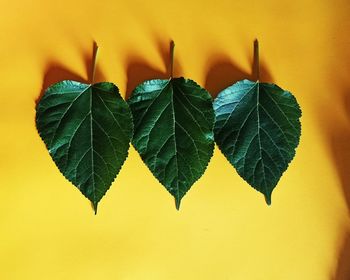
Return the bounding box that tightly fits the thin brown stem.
[91,41,99,84]
[170,40,175,78]
[253,39,260,81]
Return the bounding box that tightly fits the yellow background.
[1,0,350,279]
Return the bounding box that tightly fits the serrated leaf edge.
[129,77,215,210]
[36,80,134,213]
[214,79,302,204]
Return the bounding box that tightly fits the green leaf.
[128,78,215,209]
[36,80,133,212]
[213,79,301,204]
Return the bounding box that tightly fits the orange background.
[1,0,350,279]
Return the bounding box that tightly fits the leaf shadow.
[328,88,350,213]
[35,41,105,106]
[334,231,350,280]
[325,87,350,280]
[125,39,182,100]
[204,48,274,98]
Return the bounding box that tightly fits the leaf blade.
[128,78,215,208]
[214,79,301,203]
[36,80,133,211]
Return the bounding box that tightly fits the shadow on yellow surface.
[328,89,350,279]
[328,90,350,214]
[205,42,274,97]
[36,41,105,106]
[125,39,182,99]
[334,233,350,280]
[322,10,350,272]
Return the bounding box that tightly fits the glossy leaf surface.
[36,80,133,211]
[128,78,215,209]
[214,79,301,204]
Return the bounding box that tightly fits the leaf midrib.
[256,82,268,197]
[169,81,180,204]
[89,87,97,206]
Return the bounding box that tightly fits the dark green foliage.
[128,78,215,209]
[36,81,133,212]
[213,80,301,204]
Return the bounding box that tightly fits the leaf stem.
[91,41,99,84]
[253,39,260,81]
[170,40,175,78]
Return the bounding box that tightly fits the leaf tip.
[264,193,272,206]
[175,197,181,210]
[91,201,98,215]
